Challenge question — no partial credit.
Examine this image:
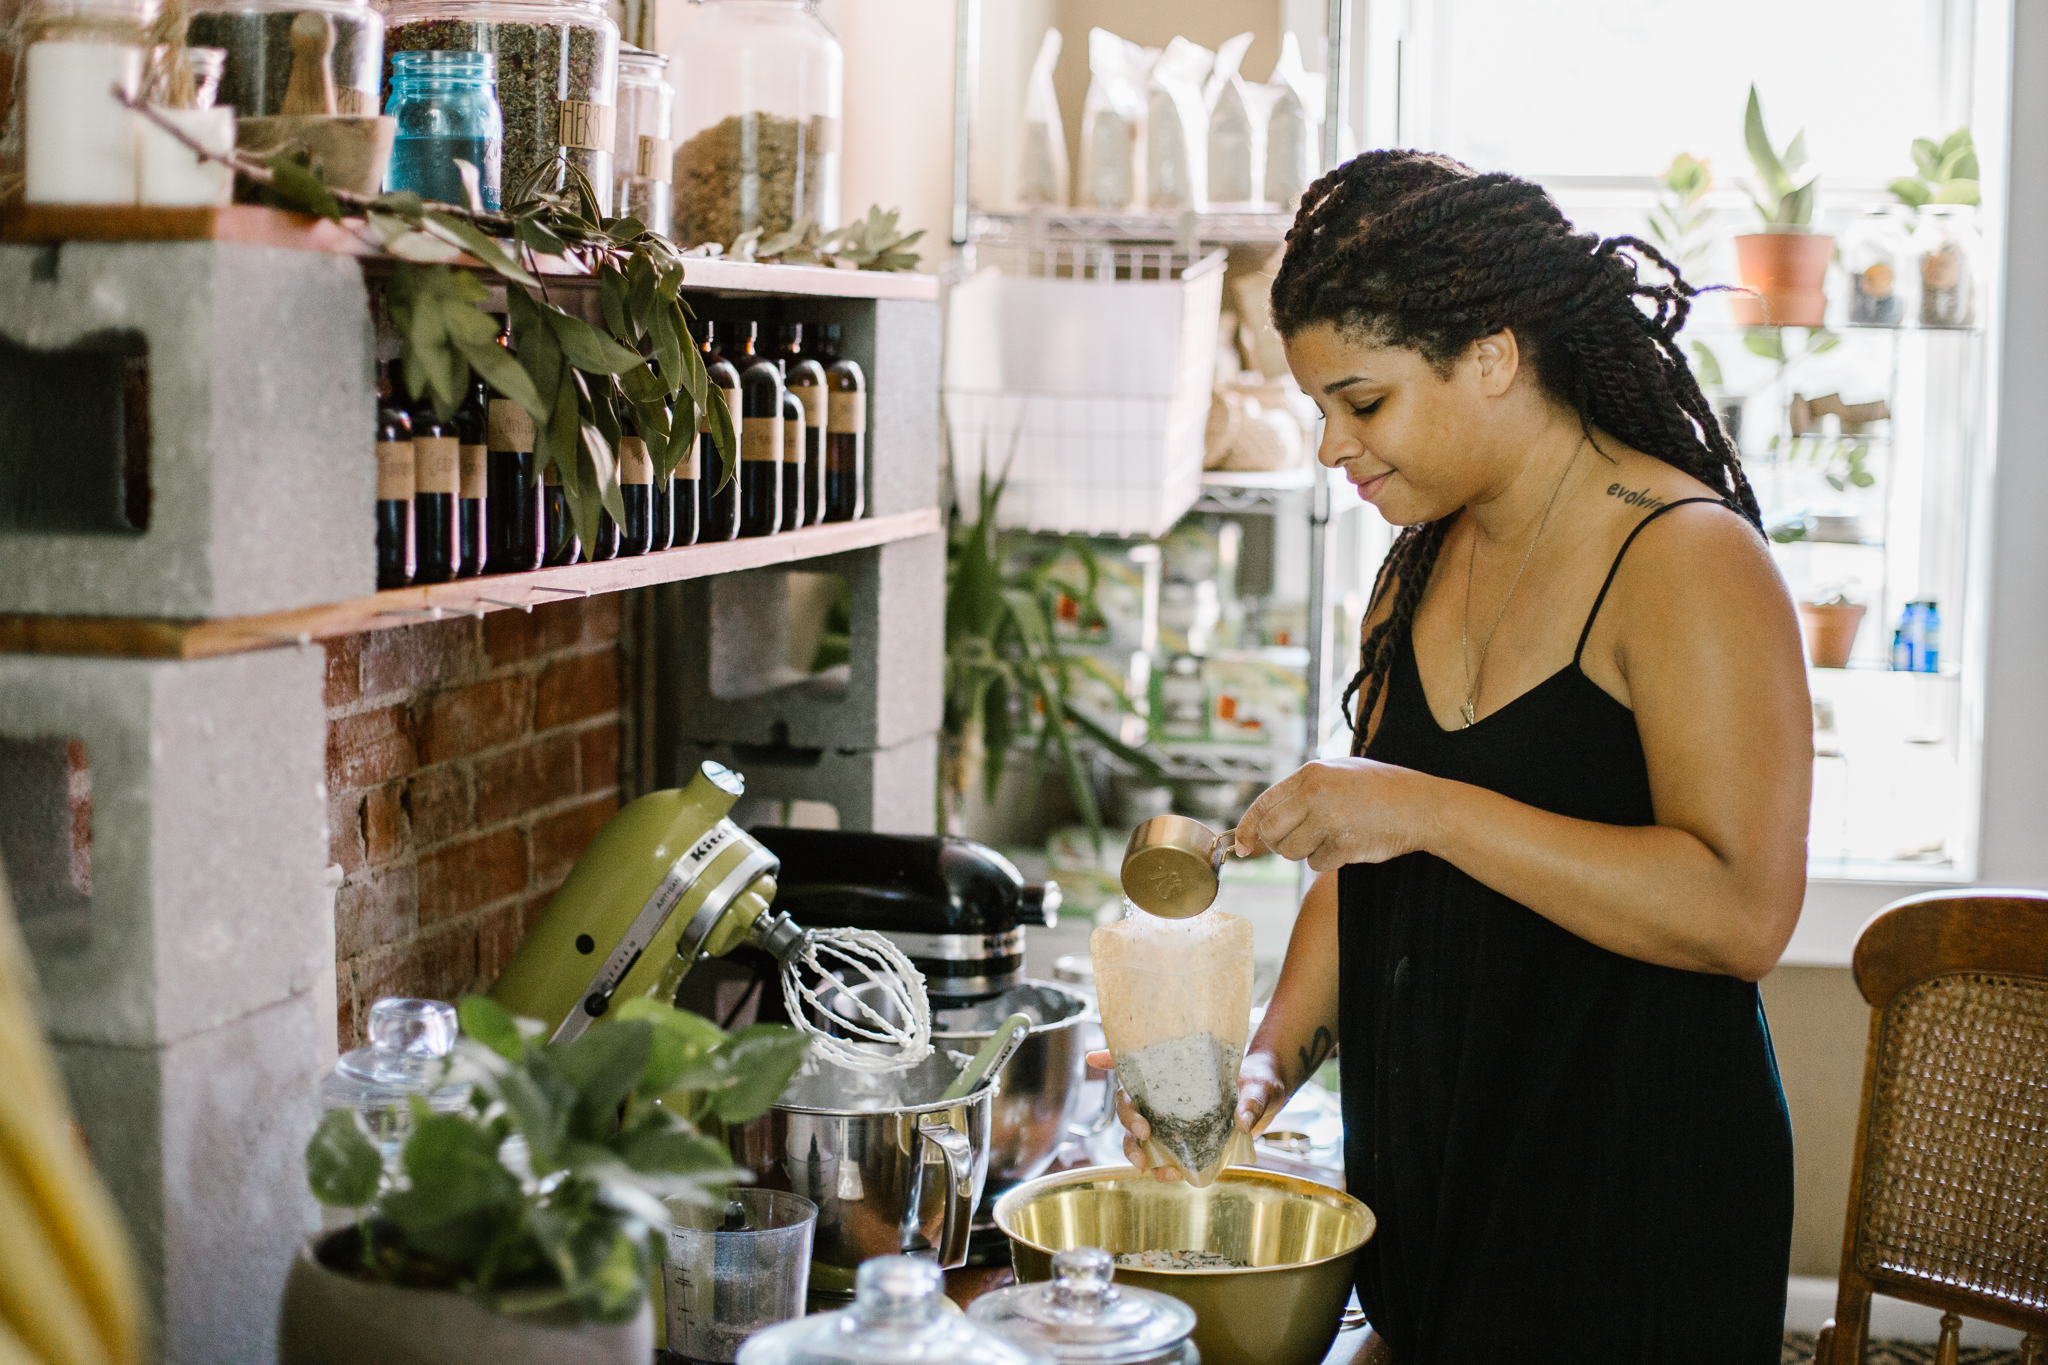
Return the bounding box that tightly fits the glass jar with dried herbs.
[661,0,842,251]
[186,0,383,118]
[1915,204,1980,329]
[613,45,672,235]
[383,0,619,213]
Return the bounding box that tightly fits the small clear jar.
[1839,207,1908,327]
[385,49,504,209]
[321,997,471,1169]
[1916,205,1980,328]
[384,0,619,212]
[185,0,383,116]
[663,0,842,249]
[614,45,672,234]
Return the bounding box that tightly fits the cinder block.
[770,295,940,519]
[678,730,939,835]
[56,987,326,1365]
[657,532,944,752]
[0,241,374,617]
[0,647,332,1047]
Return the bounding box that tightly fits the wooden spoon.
[280,10,337,117]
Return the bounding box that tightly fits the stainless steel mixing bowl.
[994,1165,1376,1365]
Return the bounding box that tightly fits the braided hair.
[1269,151,1761,752]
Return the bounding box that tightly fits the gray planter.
[277,1238,653,1365]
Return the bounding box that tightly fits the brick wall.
[323,597,623,1050]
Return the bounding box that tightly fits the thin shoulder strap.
[1574,497,1734,667]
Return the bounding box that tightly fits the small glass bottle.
[770,322,827,526]
[697,321,742,542]
[487,394,543,573]
[374,362,414,590]
[455,374,488,576]
[617,420,654,556]
[321,997,470,1170]
[542,461,581,565]
[385,49,504,209]
[410,385,460,584]
[666,398,699,547]
[1917,206,1979,328]
[733,321,783,538]
[1840,207,1907,327]
[614,46,673,235]
[817,322,865,521]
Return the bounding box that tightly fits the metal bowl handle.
[916,1118,976,1268]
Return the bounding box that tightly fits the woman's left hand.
[1234,758,1439,871]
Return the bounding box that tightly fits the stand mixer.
[488,761,931,1071]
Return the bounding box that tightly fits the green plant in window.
[1742,86,1819,229]
[1890,128,1979,209]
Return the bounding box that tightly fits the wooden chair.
[1815,889,2048,1365]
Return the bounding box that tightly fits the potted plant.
[280,995,808,1365]
[1892,128,1982,327]
[1734,86,1833,327]
[1798,590,1867,669]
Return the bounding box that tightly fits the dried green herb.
[386,18,612,207]
[186,8,381,117]
[671,110,803,249]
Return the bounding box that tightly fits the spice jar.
[967,1248,1200,1365]
[613,45,671,234]
[186,0,383,117]
[664,0,842,250]
[385,48,503,209]
[384,0,619,212]
[1840,207,1907,327]
[1915,204,1979,329]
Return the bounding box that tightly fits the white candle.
[25,41,143,205]
[138,105,235,206]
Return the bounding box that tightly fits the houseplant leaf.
[306,1110,384,1208]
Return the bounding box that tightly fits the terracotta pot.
[1797,602,1866,669]
[277,1237,653,1365]
[1733,233,1835,328]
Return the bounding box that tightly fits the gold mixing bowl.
[993,1166,1375,1365]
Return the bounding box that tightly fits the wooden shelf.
[1,204,938,301]
[0,508,941,660]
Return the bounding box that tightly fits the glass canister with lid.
[185,0,384,117]
[737,1257,1051,1365]
[614,44,672,235]
[320,996,471,1168]
[663,0,842,251]
[967,1248,1200,1365]
[383,0,619,213]
[1839,207,1909,327]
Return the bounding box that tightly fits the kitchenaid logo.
[687,823,733,866]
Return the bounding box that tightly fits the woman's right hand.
[1083,1049,1292,1182]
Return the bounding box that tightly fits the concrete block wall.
[324,597,623,1049]
[0,242,375,618]
[0,648,331,1364]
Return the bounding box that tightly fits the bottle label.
[829,391,866,435]
[783,416,804,464]
[619,436,653,485]
[488,398,535,452]
[636,135,672,181]
[676,440,699,479]
[376,441,414,501]
[789,378,826,427]
[459,443,487,497]
[719,385,741,428]
[558,101,617,153]
[741,415,781,464]
[416,436,459,495]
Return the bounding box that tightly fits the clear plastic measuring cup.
[665,1188,818,1363]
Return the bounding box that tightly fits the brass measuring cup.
[1120,814,1240,918]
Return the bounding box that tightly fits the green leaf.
[1891,176,1934,208]
[1939,127,1974,158]
[1743,329,1785,362]
[305,1109,383,1207]
[1690,340,1723,389]
[265,153,342,220]
[1744,86,1789,199]
[370,190,425,220]
[675,1025,811,1123]
[459,994,527,1062]
[1912,137,1944,179]
[1937,146,1978,183]
[548,309,646,375]
[1935,178,1979,206]
[491,1046,577,1170]
[705,386,737,494]
[647,302,685,394]
[599,265,632,343]
[625,254,658,336]
[612,999,725,1093]
[451,157,485,213]
[424,210,540,287]
[557,1021,653,1135]
[548,367,583,480]
[1852,470,1876,488]
[1808,328,1841,355]
[516,215,570,258]
[617,1124,735,1179]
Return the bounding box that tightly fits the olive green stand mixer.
[489,760,930,1069]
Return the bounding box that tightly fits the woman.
[1095,152,1809,1362]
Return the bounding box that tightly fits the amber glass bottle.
[487,398,543,574]
[455,375,488,577]
[667,399,699,547]
[770,321,826,528]
[733,322,783,537]
[817,323,865,521]
[696,321,741,542]
[410,381,459,585]
[617,422,653,557]
[374,362,414,590]
[542,463,581,566]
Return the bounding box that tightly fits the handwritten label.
[459,443,487,498]
[741,415,780,464]
[619,436,653,485]
[636,135,672,180]
[558,101,617,153]
[828,391,866,435]
[415,436,459,495]
[789,379,825,427]
[375,441,413,501]
[488,399,534,452]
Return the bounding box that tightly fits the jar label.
[828,391,866,435]
[637,135,672,180]
[376,441,414,501]
[460,443,487,497]
[810,113,843,156]
[789,378,826,426]
[488,398,535,452]
[741,415,781,464]
[416,436,459,494]
[559,101,617,153]
[619,436,653,485]
[336,88,368,117]
[783,416,804,463]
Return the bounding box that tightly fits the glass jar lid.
[737,1257,1052,1365]
[327,997,465,1103]
[966,1249,1197,1365]
[618,43,667,75]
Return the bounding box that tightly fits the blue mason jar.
[384,50,504,211]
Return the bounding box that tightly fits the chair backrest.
[1844,890,2048,1330]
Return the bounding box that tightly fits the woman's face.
[1282,320,1523,525]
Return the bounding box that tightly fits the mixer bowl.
[994,1166,1375,1365]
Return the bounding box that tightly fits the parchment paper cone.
[1091,907,1257,1187]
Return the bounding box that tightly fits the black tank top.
[1336,499,1794,1364]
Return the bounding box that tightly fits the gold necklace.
[1459,439,1584,727]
